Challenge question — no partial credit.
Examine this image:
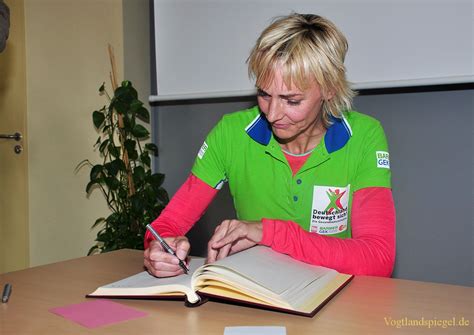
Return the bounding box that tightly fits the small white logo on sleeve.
[376,151,390,169]
[198,141,208,159]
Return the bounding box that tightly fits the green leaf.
[127,148,138,160]
[105,176,120,190]
[132,124,149,138]
[93,111,105,129]
[118,187,128,198]
[86,180,97,193]
[123,114,135,131]
[99,139,110,154]
[87,245,100,256]
[145,143,158,156]
[96,229,109,243]
[133,166,146,183]
[91,217,106,229]
[130,195,143,214]
[90,164,103,180]
[140,152,151,167]
[136,107,150,123]
[112,99,128,114]
[112,158,126,172]
[108,143,120,158]
[130,100,143,112]
[106,212,120,224]
[120,81,138,98]
[98,82,105,93]
[150,173,165,187]
[94,137,101,147]
[157,187,169,202]
[114,85,137,103]
[124,139,136,154]
[104,161,119,176]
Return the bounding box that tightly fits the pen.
[146,224,189,274]
[2,283,12,303]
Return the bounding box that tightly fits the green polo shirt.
[192,106,391,238]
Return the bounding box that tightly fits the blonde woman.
[144,13,395,278]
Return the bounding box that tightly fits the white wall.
[152,0,473,100]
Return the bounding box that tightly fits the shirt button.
[293,196,298,202]
[296,179,302,184]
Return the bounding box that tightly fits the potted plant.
[78,49,169,254]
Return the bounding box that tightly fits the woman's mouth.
[272,123,290,129]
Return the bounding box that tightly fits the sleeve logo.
[197,141,208,159]
[376,151,390,169]
[310,185,350,235]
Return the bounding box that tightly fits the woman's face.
[257,67,326,142]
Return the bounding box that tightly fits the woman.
[144,13,395,278]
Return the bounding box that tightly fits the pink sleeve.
[259,187,396,277]
[144,174,219,249]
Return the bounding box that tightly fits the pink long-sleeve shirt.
[145,153,396,277]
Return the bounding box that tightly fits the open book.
[87,246,353,317]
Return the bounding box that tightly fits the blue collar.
[245,112,352,153]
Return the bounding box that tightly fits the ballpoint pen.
[2,283,12,303]
[146,224,189,274]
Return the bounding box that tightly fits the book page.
[89,257,206,303]
[99,257,205,290]
[201,246,333,295]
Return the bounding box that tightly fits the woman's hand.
[144,236,190,277]
[206,220,263,263]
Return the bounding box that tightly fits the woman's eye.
[257,90,270,99]
[287,100,301,106]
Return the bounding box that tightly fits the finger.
[206,236,220,264]
[148,240,164,252]
[148,265,185,278]
[145,256,185,276]
[150,260,184,273]
[215,242,232,261]
[175,237,191,261]
[143,247,150,260]
[207,221,230,263]
[145,254,181,271]
[213,226,245,249]
[206,246,218,264]
[148,249,182,265]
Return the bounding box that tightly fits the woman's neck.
[278,123,326,155]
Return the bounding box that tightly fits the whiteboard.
[151,0,473,101]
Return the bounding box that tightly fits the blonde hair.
[247,13,355,127]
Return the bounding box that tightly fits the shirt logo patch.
[376,151,390,169]
[310,185,350,235]
[197,141,208,159]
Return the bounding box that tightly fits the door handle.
[0,132,22,141]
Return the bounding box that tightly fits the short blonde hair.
[247,13,355,127]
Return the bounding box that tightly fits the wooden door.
[0,0,29,273]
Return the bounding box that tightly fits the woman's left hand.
[206,219,263,263]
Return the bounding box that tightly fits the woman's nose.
[266,99,282,122]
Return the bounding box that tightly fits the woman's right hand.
[144,236,190,277]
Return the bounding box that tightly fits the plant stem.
[108,44,136,197]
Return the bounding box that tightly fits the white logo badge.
[198,141,208,159]
[376,151,390,169]
[310,185,350,235]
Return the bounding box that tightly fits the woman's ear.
[324,89,336,101]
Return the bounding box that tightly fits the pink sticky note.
[49,299,147,328]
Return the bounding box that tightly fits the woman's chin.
[272,128,298,142]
